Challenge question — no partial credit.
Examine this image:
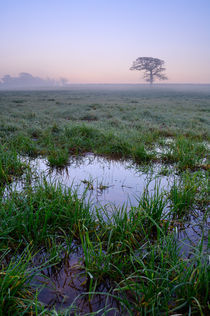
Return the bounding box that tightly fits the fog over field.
[0,73,209,94]
[0,72,69,89]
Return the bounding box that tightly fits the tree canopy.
[130,57,167,84]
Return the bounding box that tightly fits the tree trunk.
[149,71,153,85]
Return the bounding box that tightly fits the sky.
[0,0,210,84]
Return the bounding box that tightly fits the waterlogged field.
[0,85,209,315]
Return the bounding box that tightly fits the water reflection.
[26,154,208,256]
[7,153,208,256]
[29,153,174,209]
[34,246,121,314]
[6,153,208,312]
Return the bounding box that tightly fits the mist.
[0,72,69,90]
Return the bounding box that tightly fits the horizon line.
[0,82,210,87]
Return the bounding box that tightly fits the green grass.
[0,86,209,314]
[111,236,209,315]
[47,147,69,167]
[0,179,94,249]
[135,184,168,234]
[0,176,208,314]
[0,144,26,184]
[169,171,209,217]
[163,136,207,170]
[0,87,209,169]
[0,247,51,316]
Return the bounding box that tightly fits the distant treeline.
[0,72,69,89]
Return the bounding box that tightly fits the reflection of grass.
[0,178,208,314]
[82,178,94,190]
[0,87,209,314]
[82,178,111,191]
[97,183,110,191]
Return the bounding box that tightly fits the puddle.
[4,153,209,312]
[8,154,208,252]
[25,153,175,209]
[33,245,121,314]
[174,210,209,258]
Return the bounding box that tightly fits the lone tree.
[130,57,167,84]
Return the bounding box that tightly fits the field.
[0,85,209,315]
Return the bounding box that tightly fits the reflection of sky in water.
[29,154,174,209]
[9,154,208,310]
[10,154,208,257]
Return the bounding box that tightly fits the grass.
[162,136,207,170]
[0,144,26,184]
[0,179,94,249]
[0,86,209,314]
[0,175,208,314]
[47,148,69,167]
[0,86,209,169]
[112,236,209,315]
[169,171,209,217]
[135,184,168,234]
[0,247,51,316]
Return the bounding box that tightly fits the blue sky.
[0,0,210,83]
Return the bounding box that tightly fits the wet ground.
[33,246,121,314]
[24,153,175,209]
[6,153,209,313]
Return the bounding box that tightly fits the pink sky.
[0,0,210,84]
